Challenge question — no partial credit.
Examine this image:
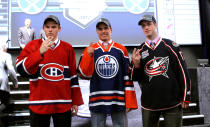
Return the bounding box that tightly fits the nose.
[144,25,149,29]
[49,27,53,31]
[102,28,107,33]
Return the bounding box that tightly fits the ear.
[154,23,158,28]
[58,26,61,32]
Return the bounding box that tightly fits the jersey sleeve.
[16,40,43,77]
[167,41,191,102]
[77,46,95,79]
[122,46,138,109]
[69,46,84,106]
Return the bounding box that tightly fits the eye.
[98,28,102,31]
[104,27,109,30]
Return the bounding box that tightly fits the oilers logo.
[40,63,64,81]
[95,55,119,79]
[145,56,169,81]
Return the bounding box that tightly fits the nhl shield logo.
[123,0,150,14]
[17,0,47,14]
[95,55,119,79]
[61,0,107,29]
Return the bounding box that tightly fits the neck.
[147,33,158,41]
[48,36,58,42]
[102,40,108,43]
[101,39,111,43]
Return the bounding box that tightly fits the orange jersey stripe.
[90,96,125,102]
[125,81,133,85]
[112,42,129,57]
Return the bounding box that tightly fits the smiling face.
[43,20,61,41]
[96,23,112,42]
[140,21,158,40]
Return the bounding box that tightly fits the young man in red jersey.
[16,15,83,127]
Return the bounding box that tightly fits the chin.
[146,34,152,38]
[102,39,108,42]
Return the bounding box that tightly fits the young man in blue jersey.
[131,15,191,127]
[78,18,138,127]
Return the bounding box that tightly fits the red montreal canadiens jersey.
[78,41,138,114]
[16,39,83,114]
[132,37,191,111]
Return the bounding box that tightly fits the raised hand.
[87,42,95,57]
[132,48,141,68]
[40,36,54,55]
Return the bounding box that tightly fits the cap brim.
[138,19,154,25]
[96,22,109,28]
[138,20,148,25]
[44,17,60,26]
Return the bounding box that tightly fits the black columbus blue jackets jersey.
[78,41,138,114]
[132,37,191,111]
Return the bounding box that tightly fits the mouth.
[48,34,53,36]
[145,30,150,34]
[102,34,108,37]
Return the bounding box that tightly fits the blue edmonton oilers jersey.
[78,41,138,114]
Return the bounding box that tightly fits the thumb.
[89,42,94,47]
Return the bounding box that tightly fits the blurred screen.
[8,0,201,48]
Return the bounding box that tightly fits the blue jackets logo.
[145,56,169,81]
[40,63,64,81]
[95,55,119,79]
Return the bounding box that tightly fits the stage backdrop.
[9,0,201,48]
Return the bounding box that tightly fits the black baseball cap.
[44,15,60,26]
[138,15,156,25]
[96,18,111,28]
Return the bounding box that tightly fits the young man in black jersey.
[131,15,191,127]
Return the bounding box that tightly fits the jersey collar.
[145,37,162,50]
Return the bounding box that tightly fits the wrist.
[88,52,93,57]
[133,62,140,68]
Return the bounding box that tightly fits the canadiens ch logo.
[40,63,64,81]
[145,56,169,81]
[95,55,119,79]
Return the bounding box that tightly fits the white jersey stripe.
[90,91,124,96]
[78,66,92,78]
[28,99,72,104]
[125,87,135,91]
[23,58,31,75]
[70,75,77,80]
[89,101,125,107]
[30,77,71,81]
[16,59,23,68]
[71,85,79,88]
[164,43,187,101]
